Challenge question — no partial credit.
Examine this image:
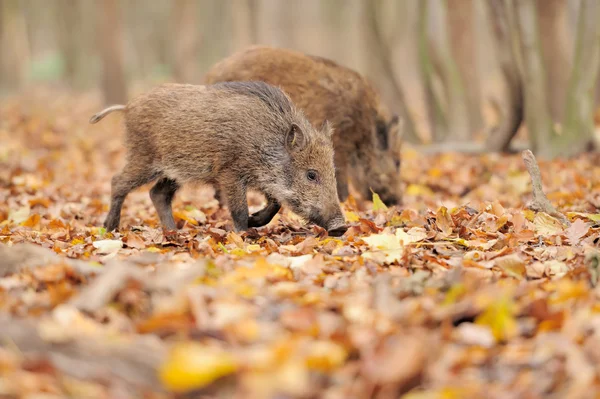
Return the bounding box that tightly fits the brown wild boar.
[89,81,347,236]
[203,46,403,206]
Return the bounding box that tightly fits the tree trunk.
[171,0,199,83]
[230,0,258,51]
[417,0,447,142]
[432,0,471,142]
[484,0,524,152]
[536,0,571,122]
[56,0,95,90]
[447,0,482,134]
[98,0,127,105]
[511,0,555,157]
[0,0,30,92]
[560,0,600,155]
[363,0,420,144]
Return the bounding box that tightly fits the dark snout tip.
[327,225,348,237]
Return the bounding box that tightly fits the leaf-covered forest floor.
[1,90,600,399]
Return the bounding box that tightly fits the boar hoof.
[327,225,348,237]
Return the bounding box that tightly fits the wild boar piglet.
[89,81,347,236]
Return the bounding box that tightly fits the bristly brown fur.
[202,46,403,205]
[91,81,346,235]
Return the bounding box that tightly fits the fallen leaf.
[362,232,404,264]
[436,206,454,236]
[475,296,518,342]
[372,191,388,212]
[533,212,564,236]
[8,205,31,224]
[565,218,589,245]
[159,342,237,392]
[92,239,123,254]
[494,253,526,280]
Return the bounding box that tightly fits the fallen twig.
[521,150,570,226]
[0,314,166,391]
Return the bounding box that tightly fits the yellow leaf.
[246,244,262,253]
[305,341,347,371]
[20,213,40,228]
[523,209,536,222]
[372,191,388,211]
[345,211,360,223]
[475,296,518,342]
[443,283,466,305]
[362,232,403,264]
[159,343,237,392]
[533,212,564,236]
[173,211,198,226]
[405,184,434,197]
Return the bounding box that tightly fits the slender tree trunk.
[447,0,482,134]
[171,0,199,83]
[417,0,447,142]
[484,0,524,152]
[433,0,470,141]
[511,0,555,157]
[98,0,127,105]
[0,0,30,91]
[230,0,258,51]
[363,0,420,144]
[536,0,571,122]
[560,0,600,155]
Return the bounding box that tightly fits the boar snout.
[309,206,347,237]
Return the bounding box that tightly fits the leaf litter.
[1,91,600,398]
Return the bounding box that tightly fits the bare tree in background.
[484,0,523,152]
[510,0,597,158]
[364,0,420,144]
[417,0,446,142]
[56,0,96,90]
[0,0,30,92]
[447,0,482,134]
[561,0,600,155]
[511,0,554,156]
[230,0,258,51]
[98,0,127,104]
[418,0,471,143]
[536,0,571,122]
[171,0,200,83]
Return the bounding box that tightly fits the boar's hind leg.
[334,153,349,202]
[248,196,281,228]
[104,166,157,231]
[222,183,249,232]
[336,168,349,202]
[150,177,180,231]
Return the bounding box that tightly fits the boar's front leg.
[222,182,249,232]
[248,195,281,228]
[150,177,180,230]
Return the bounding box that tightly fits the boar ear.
[390,115,404,151]
[321,120,334,140]
[286,123,307,152]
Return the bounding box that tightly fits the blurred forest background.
[1,0,599,158]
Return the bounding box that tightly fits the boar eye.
[394,160,400,170]
[306,169,319,182]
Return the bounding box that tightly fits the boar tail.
[89,105,126,124]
